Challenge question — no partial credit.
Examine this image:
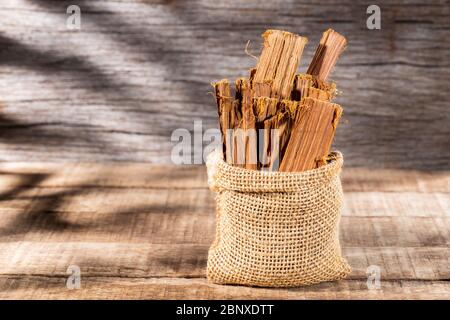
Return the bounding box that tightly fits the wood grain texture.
[0,276,450,300]
[1,162,448,191]
[0,243,448,281]
[0,163,449,299]
[0,187,449,246]
[0,276,449,300]
[0,0,449,169]
[279,98,342,171]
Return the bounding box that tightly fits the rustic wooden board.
[1,163,449,192]
[0,163,449,299]
[0,243,448,281]
[1,276,449,300]
[0,187,448,246]
[0,0,449,169]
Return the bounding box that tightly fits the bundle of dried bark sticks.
[214,29,347,172]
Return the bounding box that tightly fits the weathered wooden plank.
[0,163,208,189]
[0,163,448,299]
[341,168,450,193]
[2,188,448,219]
[0,187,216,244]
[0,242,208,279]
[0,1,449,169]
[0,181,448,244]
[344,192,449,217]
[0,187,448,245]
[0,242,448,281]
[0,276,448,300]
[340,217,450,247]
[344,247,450,280]
[0,214,447,247]
[0,163,449,192]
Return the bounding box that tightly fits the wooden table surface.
[0,163,448,299]
[1,1,449,170]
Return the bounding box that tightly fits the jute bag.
[205,150,351,287]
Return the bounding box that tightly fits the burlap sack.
[205,150,351,287]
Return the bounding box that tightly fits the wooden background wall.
[0,0,449,169]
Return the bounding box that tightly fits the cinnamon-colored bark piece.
[279,97,343,172]
[292,74,335,101]
[236,78,257,169]
[253,30,308,99]
[306,29,347,81]
[313,76,337,94]
[261,108,292,171]
[277,101,297,159]
[214,79,242,164]
[214,80,232,161]
[249,68,257,85]
[227,99,245,167]
[253,97,278,169]
[215,30,346,172]
[260,114,276,170]
[254,97,278,122]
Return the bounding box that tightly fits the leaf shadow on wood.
[4,0,217,154]
[0,113,96,150]
[71,244,209,279]
[0,31,133,154]
[0,171,48,201]
[0,33,131,99]
[6,0,449,169]
[0,172,86,236]
[23,0,217,107]
[0,167,213,238]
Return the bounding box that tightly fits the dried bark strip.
[249,68,257,85]
[216,29,345,172]
[252,97,276,169]
[292,74,336,101]
[262,108,292,170]
[236,78,257,169]
[228,99,243,165]
[280,97,343,172]
[254,97,278,123]
[214,79,238,164]
[307,29,347,81]
[253,30,308,99]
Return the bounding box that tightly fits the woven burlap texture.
[205,149,351,287]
